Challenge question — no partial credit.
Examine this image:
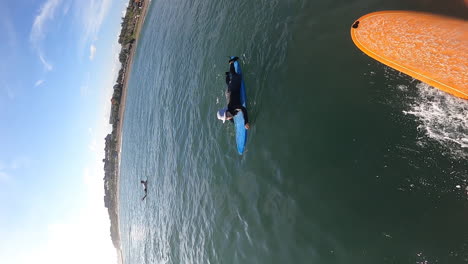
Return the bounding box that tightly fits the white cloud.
[0,126,117,264]
[30,0,61,71]
[9,48,121,262]
[30,0,62,45]
[15,189,117,264]
[89,44,97,60]
[34,80,45,87]
[88,139,98,152]
[75,0,113,56]
[1,126,116,264]
[39,53,53,72]
[2,32,124,264]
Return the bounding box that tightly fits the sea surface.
[118,0,468,263]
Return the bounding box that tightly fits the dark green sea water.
[118,0,468,263]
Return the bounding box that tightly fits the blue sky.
[0,0,129,263]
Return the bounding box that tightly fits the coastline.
[116,0,151,153]
[116,0,151,262]
[103,1,151,263]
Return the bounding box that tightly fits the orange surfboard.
[350,11,468,99]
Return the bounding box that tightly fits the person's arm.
[229,106,249,124]
[237,106,249,129]
[239,106,248,124]
[226,58,238,88]
[225,72,231,85]
[229,62,236,74]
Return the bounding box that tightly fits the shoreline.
[116,0,151,261]
[116,0,151,153]
[103,0,151,263]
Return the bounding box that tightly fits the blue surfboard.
[231,56,247,155]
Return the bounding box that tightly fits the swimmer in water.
[141,180,147,201]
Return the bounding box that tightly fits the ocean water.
[118,0,468,263]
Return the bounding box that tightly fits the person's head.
[217,108,234,123]
[217,108,228,123]
[141,180,145,184]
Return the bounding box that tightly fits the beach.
[116,1,151,154]
[104,0,151,262]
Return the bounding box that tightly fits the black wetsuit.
[225,63,249,124]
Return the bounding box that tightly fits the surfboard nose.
[350,11,468,99]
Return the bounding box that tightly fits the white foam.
[396,84,408,92]
[403,83,468,158]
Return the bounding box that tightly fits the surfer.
[217,57,250,129]
[141,180,147,201]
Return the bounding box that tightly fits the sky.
[0,0,129,263]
